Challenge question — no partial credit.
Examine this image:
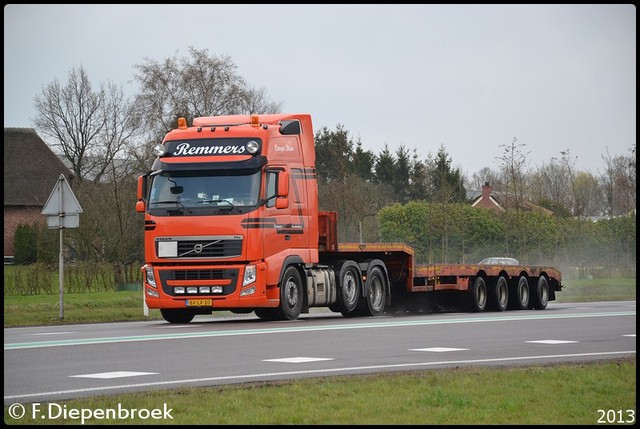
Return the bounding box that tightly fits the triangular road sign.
[41,174,83,215]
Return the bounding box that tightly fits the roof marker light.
[177,117,187,129]
[246,140,259,154]
[251,115,259,127]
[153,144,166,156]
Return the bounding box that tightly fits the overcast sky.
[4,4,636,178]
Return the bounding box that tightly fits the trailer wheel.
[530,276,549,310]
[279,266,304,320]
[363,266,387,317]
[160,309,195,324]
[510,276,530,310]
[333,261,362,316]
[467,277,487,312]
[491,276,509,312]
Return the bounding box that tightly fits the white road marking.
[70,371,158,379]
[409,347,469,352]
[526,340,578,344]
[263,357,334,363]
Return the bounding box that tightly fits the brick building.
[4,128,73,258]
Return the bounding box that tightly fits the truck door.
[262,167,310,264]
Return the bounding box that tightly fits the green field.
[4,277,636,425]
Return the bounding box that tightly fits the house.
[469,182,554,216]
[3,128,73,258]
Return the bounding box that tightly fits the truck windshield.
[148,169,261,215]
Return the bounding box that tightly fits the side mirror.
[275,170,289,209]
[136,200,146,213]
[137,175,145,200]
[277,170,289,198]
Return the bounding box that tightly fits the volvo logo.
[194,244,203,254]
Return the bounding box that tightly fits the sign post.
[41,174,83,320]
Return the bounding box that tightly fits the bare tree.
[469,166,502,193]
[601,146,636,216]
[574,171,604,216]
[33,66,137,183]
[497,137,529,255]
[132,46,282,140]
[559,149,579,216]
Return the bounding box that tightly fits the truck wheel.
[467,277,487,312]
[279,266,304,320]
[334,261,362,316]
[160,309,195,324]
[510,276,530,310]
[363,266,387,317]
[530,276,549,310]
[254,308,280,321]
[491,276,509,312]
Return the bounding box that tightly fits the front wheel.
[278,266,304,320]
[160,308,195,324]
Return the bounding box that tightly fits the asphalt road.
[4,300,636,405]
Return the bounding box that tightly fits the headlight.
[145,265,157,288]
[243,265,256,286]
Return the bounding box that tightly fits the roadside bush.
[13,224,38,264]
[3,262,142,295]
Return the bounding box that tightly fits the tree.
[393,144,412,203]
[314,124,354,184]
[469,167,502,193]
[132,46,282,141]
[374,144,395,189]
[352,138,377,182]
[33,66,137,183]
[601,145,636,217]
[497,137,529,255]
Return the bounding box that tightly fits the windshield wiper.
[149,200,191,214]
[198,199,239,212]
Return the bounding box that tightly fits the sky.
[4,4,636,178]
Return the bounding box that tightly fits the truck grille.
[155,236,243,259]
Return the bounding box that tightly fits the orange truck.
[136,113,563,323]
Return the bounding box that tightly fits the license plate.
[186,299,212,307]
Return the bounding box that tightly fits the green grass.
[556,277,636,302]
[3,290,163,327]
[4,278,636,425]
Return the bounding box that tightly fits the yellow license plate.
[186,299,212,307]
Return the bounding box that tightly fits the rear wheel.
[468,277,487,312]
[160,308,195,324]
[491,276,509,312]
[530,276,549,310]
[510,276,530,310]
[332,261,362,316]
[362,266,387,316]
